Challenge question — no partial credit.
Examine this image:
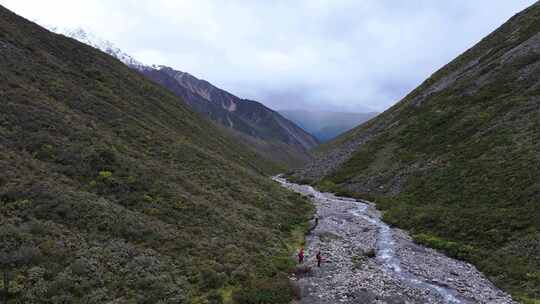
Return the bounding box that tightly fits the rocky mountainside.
[292,2,540,302]
[279,110,378,142]
[140,66,319,166]
[0,6,313,303]
[50,27,319,167]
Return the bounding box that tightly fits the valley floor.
[274,177,516,304]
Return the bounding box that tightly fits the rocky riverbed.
[274,177,516,304]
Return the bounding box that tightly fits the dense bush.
[232,275,294,304]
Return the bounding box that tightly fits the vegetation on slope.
[298,3,540,302]
[0,6,313,303]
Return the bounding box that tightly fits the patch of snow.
[44,24,149,70]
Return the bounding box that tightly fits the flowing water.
[350,205,463,303]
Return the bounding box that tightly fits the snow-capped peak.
[46,25,148,70]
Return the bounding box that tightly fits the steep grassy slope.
[293,3,540,302]
[223,127,315,169]
[138,66,319,168]
[0,6,313,304]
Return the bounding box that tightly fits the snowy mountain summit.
[48,26,147,69]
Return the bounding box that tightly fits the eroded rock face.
[276,177,516,304]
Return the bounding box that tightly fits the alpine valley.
[1,2,539,304]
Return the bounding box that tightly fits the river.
[273,176,515,304]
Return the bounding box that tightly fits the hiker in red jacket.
[298,247,304,264]
[316,251,322,267]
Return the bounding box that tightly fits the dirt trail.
[274,177,515,304]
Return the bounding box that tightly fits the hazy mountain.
[292,2,540,301]
[0,6,312,303]
[279,110,378,142]
[50,27,319,167]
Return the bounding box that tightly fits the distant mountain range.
[49,26,319,167]
[279,110,378,142]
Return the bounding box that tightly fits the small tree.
[0,251,14,304]
[0,224,41,303]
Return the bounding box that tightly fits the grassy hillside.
[293,3,540,302]
[224,127,314,170]
[0,6,313,304]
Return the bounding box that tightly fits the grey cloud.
[1,0,536,112]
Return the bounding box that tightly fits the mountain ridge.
[48,26,147,69]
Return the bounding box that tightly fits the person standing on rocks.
[298,247,305,264]
[316,251,322,267]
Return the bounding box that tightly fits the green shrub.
[200,267,227,291]
[413,233,475,260]
[232,276,294,304]
[98,170,113,179]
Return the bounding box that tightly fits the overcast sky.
[1,1,537,112]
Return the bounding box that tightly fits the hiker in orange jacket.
[298,247,305,264]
